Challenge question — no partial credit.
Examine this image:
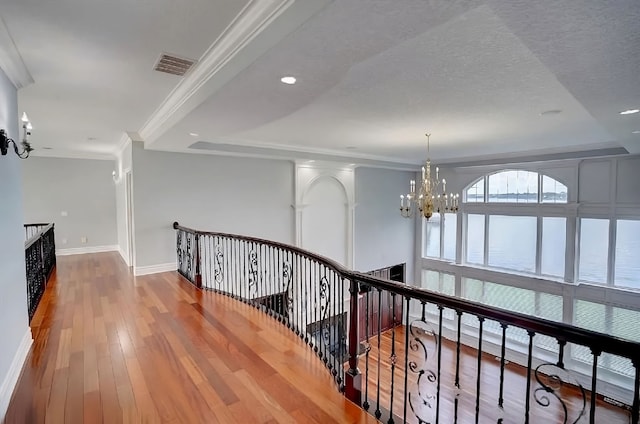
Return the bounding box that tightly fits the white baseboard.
[0,329,33,422]
[117,246,130,267]
[56,245,118,256]
[134,262,177,276]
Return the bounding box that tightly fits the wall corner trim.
[56,245,119,256]
[0,329,33,421]
[134,263,177,276]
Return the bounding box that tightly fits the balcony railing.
[24,223,56,321]
[173,222,640,423]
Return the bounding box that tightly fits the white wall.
[354,167,416,283]
[131,143,295,270]
[302,177,348,265]
[22,157,118,251]
[115,141,132,264]
[0,68,31,420]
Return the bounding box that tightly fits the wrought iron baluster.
[403,296,410,424]
[590,348,601,424]
[453,310,462,424]
[389,292,397,424]
[475,317,485,424]
[375,288,382,419]
[363,284,371,410]
[436,305,443,424]
[525,331,535,424]
[498,323,507,409]
[632,359,640,424]
[455,310,462,389]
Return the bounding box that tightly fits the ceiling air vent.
[154,54,196,76]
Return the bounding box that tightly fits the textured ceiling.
[154,0,640,163]
[4,0,640,163]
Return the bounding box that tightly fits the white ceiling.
[2,0,639,164]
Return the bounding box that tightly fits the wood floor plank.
[5,251,630,423]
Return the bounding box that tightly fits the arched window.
[464,170,567,204]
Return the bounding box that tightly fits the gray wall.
[132,143,295,268]
[22,157,117,250]
[354,167,416,284]
[0,68,29,415]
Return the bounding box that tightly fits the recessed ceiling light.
[280,76,296,85]
[189,132,199,137]
[540,109,562,116]
[632,130,640,134]
[620,109,640,115]
[349,163,355,166]
[307,160,315,163]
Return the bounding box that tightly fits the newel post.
[345,277,362,405]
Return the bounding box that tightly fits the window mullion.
[483,214,489,267]
[608,219,616,287]
[439,214,445,259]
[536,216,542,275]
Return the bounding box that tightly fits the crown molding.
[30,149,115,161]
[139,0,296,144]
[114,134,131,158]
[0,15,33,89]
[185,139,420,171]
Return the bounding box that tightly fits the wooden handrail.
[172,221,640,362]
[173,221,640,422]
[25,223,54,249]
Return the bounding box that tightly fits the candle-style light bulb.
[21,112,29,123]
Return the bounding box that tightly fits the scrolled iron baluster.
[282,260,293,318]
[533,362,587,424]
[408,306,439,423]
[214,244,224,285]
[248,249,258,299]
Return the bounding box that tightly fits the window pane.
[484,282,535,315]
[541,175,568,203]
[443,213,457,261]
[615,220,640,289]
[465,178,484,202]
[466,214,484,265]
[488,170,538,203]
[422,270,440,291]
[421,271,456,295]
[488,215,536,272]
[462,278,483,302]
[579,218,609,284]
[572,300,607,364]
[541,217,566,278]
[423,213,441,258]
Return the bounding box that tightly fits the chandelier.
[399,133,459,220]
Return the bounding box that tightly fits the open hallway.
[4,252,374,423]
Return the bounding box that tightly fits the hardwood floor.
[361,325,631,423]
[4,252,375,423]
[5,252,632,423]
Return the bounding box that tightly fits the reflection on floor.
[360,324,630,423]
[4,252,376,423]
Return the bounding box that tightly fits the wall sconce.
[0,113,33,159]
